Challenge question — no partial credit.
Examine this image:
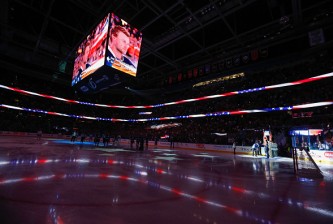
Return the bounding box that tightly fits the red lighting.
[40,94,53,99]
[195,196,207,203]
[230,111,246,115]
[99,173,108,179]
[222,92,237,96]
[231,186,246,193]
[37,158,48,164]
[171,188,182,195]
[156,169,164,174]
[23,177,36,182]
[119,175,129,181]
[225,206,239,213]
[320,181,326,187]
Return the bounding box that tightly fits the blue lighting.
[52,139,95,146]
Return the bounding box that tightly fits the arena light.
[1,101,333,122]
[139,111,152,115]
[193,72,245,87]
[212,133,227,136]
[149,123,182,130]
[0,72,332,108]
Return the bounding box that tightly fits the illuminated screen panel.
[72,14,109,86]
[105,13,142,77]
[291,129,323,136]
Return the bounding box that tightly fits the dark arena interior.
[1,0,333,223]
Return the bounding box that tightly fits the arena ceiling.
[1,0,333,90]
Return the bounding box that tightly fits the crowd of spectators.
[1,53,333,154]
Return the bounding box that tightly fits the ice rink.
[0,136,332,224]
